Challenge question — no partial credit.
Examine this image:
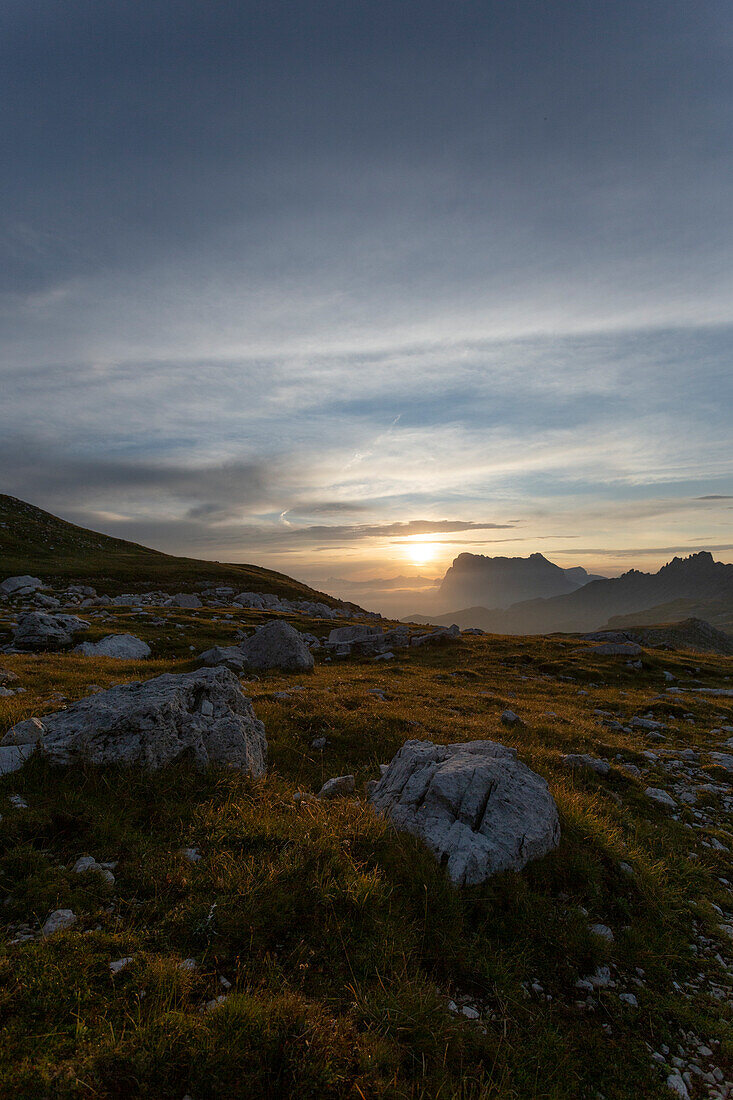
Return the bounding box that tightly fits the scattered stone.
[168,593,202,609]
[665,1073,690,1099]
[645,787,677,809]
[9,794,28,809]
[709,752,733,774]
[311,737,327,750]
[589,923,614,941]
[73,856,115,885]
[562,754,610,775]
[500,709,522,726]
[109,956,134,973]
[369,739,560,886]
[42,909,77,936]
[198,645,248,672]
[618,992,638,1007]
[180,847,201,863]
[318,775,356,799]
[74,634,151,659]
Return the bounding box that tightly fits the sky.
[1,0,732,615]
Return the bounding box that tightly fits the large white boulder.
[241,621,314,672]
[0,575,44,597]
[1,667,266,774]
[369,739,560,886]
[74,634,151,659]
[13,611,89,651]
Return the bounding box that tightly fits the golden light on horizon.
[405,540,439,567]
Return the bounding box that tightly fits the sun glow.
[406,540,438,567]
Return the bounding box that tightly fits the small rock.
[109,956,134,974]
[180,847,201,863]
[589,923,614,941]
[318,775,356,799]
[665,1073,690,1099]
[645,787,677,809]
[562,754,610,775]
[42,909,77,936]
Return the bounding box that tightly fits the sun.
[406,540,438,567]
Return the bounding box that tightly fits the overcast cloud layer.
[1,1,732,611]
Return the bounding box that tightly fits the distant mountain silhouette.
[408,552,733,634]
[437,552,603,611]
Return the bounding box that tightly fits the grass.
[0,495,346,603]
[0,611,731,1097]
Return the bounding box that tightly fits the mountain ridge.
[407,551,733,634]
[0,494,346,606]
[437,551,603,611]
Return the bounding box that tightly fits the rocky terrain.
[0,530,732,1097]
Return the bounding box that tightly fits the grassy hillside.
[0,599,731,1098]
[0,495,342,605]
[606,598,733,636]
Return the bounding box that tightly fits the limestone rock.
[74,634,151,659]
[42,909,77,936]
[169,593,202,609]
[73,855,115,885]
[0,575,43,597]
[645,787,677,809]
[0,744,37,775]
[4,667,266,774]
[710,752,733,774]
[562,753,610,775]
[369,739,560,885]
[13,611,89,651]
[318,774,355,798]
[241,621,314,672]
[198,645,249,672]
[1,717,45,746]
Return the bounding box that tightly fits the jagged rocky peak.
[659,551,717,574]
[438,551,596,611]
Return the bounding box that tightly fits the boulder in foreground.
[1,667,266,775]
[369,739,560,885]
[241,621,314,672]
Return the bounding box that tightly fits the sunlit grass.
[0,621,731,1097]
